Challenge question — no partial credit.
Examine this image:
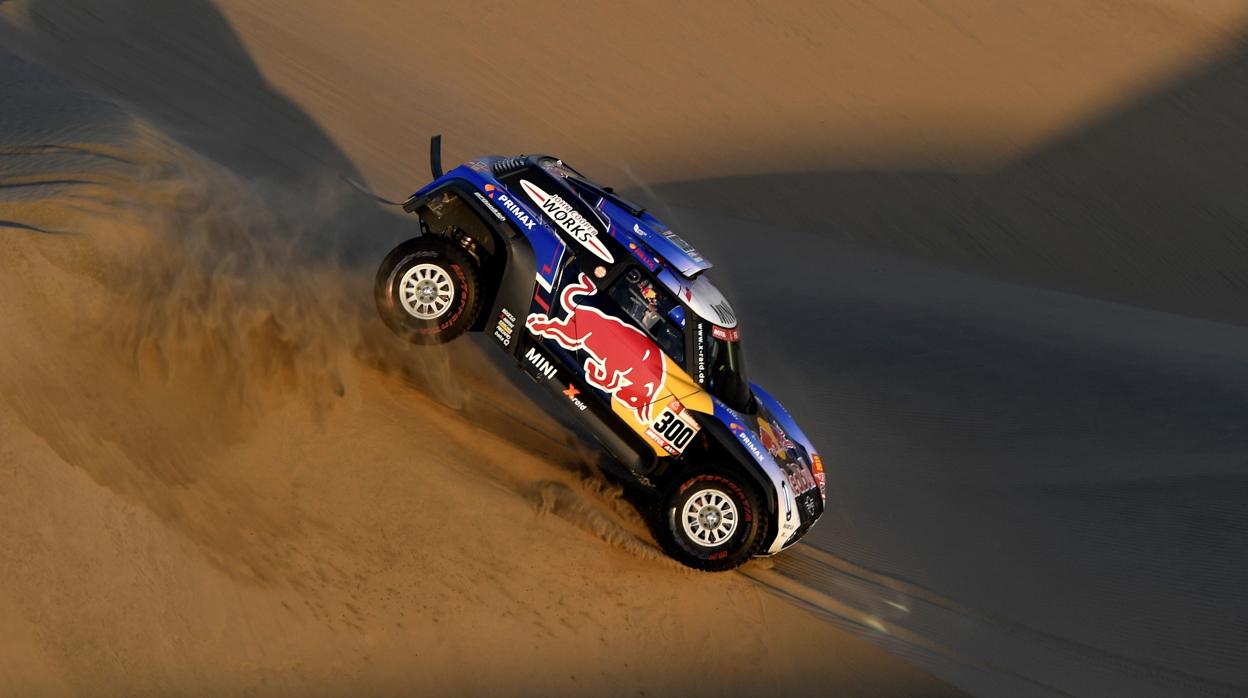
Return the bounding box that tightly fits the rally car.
[372,138,825,571]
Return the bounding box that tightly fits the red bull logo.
[526,273,666,422]
[758,418,796,457]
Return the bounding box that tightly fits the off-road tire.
[374,236,481,345]
[654,468,768,572]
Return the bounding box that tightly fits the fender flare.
[689,411,799,554]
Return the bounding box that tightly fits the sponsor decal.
[644,400,700,456]
[711,325,740,342]
[694,322,707,383]
[627,242,659,271]
[494,308,516,347]
[473,191,506,222]
[785,467,818,497]
[731,421,817,496]
[730,422,765,463]
[524,346,558,381]
[484,183,537,230]
[812,454,826,500]
[519,179,614,264]
[563,383,588,411]
[758,417,816,496]
[758,419,795,457]
[710,302,737,327]
[526,273,665,422]
[803,494,818,517]
[778,426,795,451]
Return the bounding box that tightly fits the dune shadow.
[637,35,1248,328]
[15,0,350,184]
[8,0,414,266]
[627,35,1248,691]
[0,218,69,234]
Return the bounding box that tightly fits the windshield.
[699,323,752,411]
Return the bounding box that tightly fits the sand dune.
[0,38,954,698]
[4,1,1248,696]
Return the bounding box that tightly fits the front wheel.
[654,469,768,572]
[374,236,481,345]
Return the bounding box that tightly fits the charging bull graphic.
[526,273,666,422]
[758,418,795,457]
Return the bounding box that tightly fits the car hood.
[749,384,825,505]
[701,384,825,551]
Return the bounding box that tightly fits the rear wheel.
[374,236,481,344]
[655,469,767,572]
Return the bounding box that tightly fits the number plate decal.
[645,400,701,456]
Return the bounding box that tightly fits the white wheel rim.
[680,488,739,548]
[399,263,455,320]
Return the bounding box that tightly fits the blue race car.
[374,138,825,571]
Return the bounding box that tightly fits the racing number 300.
[653,410,696,450]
